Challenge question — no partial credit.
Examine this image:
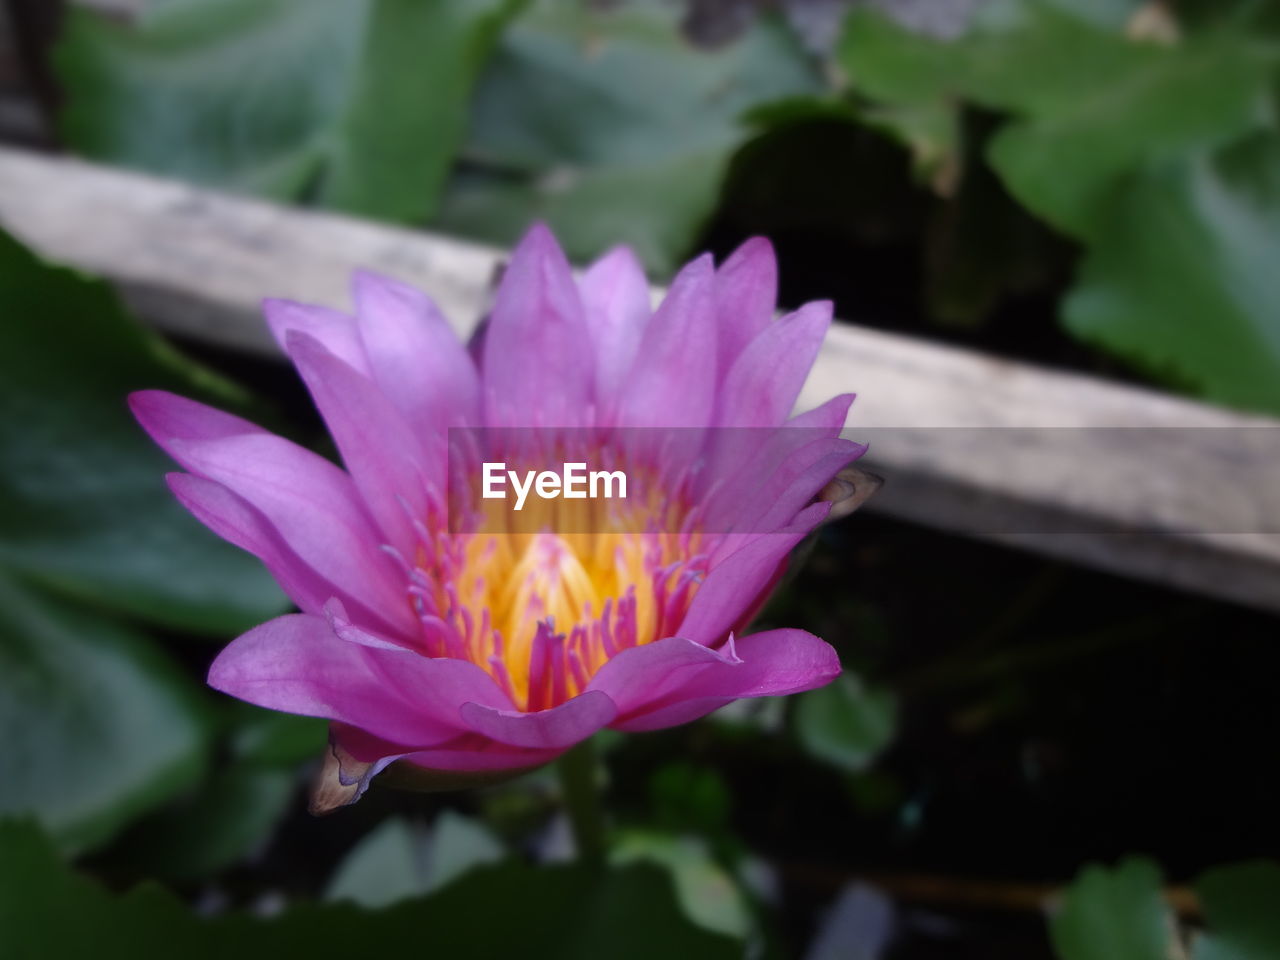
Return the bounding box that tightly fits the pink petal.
[130,390,267,445]
[397,736,561,772]
[591,630,840,732]
[328,723,415,763]
[332,724,555,789]
[352,270,480,433]
[286,330,432,557]
[158,430,412,637]
[586,635,731,714]
[133,392,396,595]
[323,598,418,652]
[208,613,514,748]
[717,300,832,428]
[578,245,650,422]
[679,502,829,645]
[787,393,855,433]
[264,299,371,376]
[167,473,340,616]
[614,253,717,429]
[730,436,865,539]
[699,393,854,504]
[459,690,617,749]
[715,236,777,377]
[482,223,592,426]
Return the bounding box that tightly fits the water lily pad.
[56,0,521,222]
[0,574,208,854]
[0,229,284,633]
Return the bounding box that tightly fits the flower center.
[404,460,708,711]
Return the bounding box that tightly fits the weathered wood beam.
[1,146,1277,612]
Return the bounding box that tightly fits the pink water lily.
[132,224,862,803]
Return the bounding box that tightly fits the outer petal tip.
[685,250,716,279]
[725,235,776,268]
[591,630,841,732]
[351,267,418,308]
[509,221,570,272]
[128,389,175,440]
[260,296,304,335]
[126,388,163,418]
[519,219,558,247]
[282,328,336,375]
[205,633,245,696]
[588,243,645,275]
[163,470,191,495]
[754,629,842,694]
[806,298,835,321]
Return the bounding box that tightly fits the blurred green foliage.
[1052,856,1280,959]
[1195,861,1280,959]
[0,229,284,631]
[0,227,304,858]
[434,0,822,273]
[838,0,1280,413]
[57,0,523,220]
[51,0,1280,413]
[611,830,753,938]
[0,820,738,959]
[114,767,297,882]
[0,572,208,854]
[324,812,505,907]
[795,672,897,774]
[113,702,325,883]
[1051,857,1175,960]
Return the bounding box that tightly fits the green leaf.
[325,814,504,911]
[100,704,322,882]
[612,831,752,939]
[1193,861,1280,960]
[228,705,327,767]
[1050,857,1175,960]
[56,0,521,222]
[316,0,526,221]
[429,810,507,890]
[924,118,1066,326]
[838,2,1280,414]
[0,574,208,854]
[649,762,731,836]
[326,812,505,909]
[839,2,1273,237]
[439,153,727,278]
[1064,134,1280,414]
[0,820,741,959]
[56,0,362,199]
[325,818,429,908]
[112,767,295,882]
[864,99,960,183]
[0,228,285,633]
[438,2,822,273]
[794,673,897,773]
[988,28,1271,238]
[1039,0,1142,29]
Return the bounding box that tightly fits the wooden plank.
[2,146,1277,612]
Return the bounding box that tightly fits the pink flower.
[131,225,861,803]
